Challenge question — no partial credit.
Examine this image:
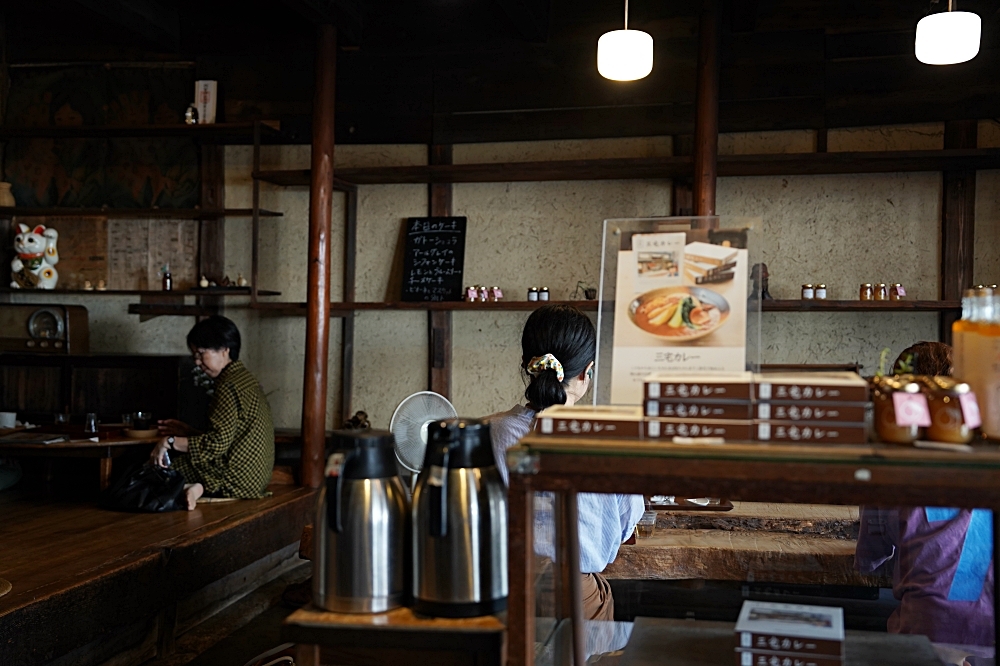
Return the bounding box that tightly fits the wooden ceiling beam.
[493,0,551,43]
[71,0,179,52]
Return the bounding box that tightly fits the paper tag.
[896,285,907,296]
[647,421,661,438]
[648,382,661,399]
[428,465,446,487]
[757,422,771,440]
[893,392,932,427]
[325,452,345,477]
[540,418,553,434]
[757,403,771,419]
[758,382,772,400]
[740,632,751,648]
[646,400,658,417]
[960,392,982,429]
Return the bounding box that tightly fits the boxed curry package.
[642,371,870,445]
[734,600,844,666]
[534,405,644,438]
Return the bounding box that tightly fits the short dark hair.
[521,304,596,410]
[187,315,241,361]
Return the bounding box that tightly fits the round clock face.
[27,308,64,340]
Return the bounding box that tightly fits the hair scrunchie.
[526,353,565,383]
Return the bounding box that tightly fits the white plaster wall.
[828,123,945,152]
[718,130,816,155]
[34,123,997,431]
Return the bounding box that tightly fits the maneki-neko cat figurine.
[10,223,59,289]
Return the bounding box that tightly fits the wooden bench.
[0,484,314,665]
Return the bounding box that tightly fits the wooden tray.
[646,497,734,512]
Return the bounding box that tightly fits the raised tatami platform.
[0,484,314,666]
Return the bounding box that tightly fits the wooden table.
[282,605,506,666]
[605,502,887,587]
[0,433,158,490]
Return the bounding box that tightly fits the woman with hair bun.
[488,304,645,621]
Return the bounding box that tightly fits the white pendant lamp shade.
[598,29,654,81]
[915,10,981,65]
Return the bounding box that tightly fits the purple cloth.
[856,506,994,646]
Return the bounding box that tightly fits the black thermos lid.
[423,418,496,470]
[328,429,398,479]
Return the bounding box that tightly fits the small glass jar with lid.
[860,283,874,301]
[539,287,550,301]
[874,283,889,301]
[527,287,539,301]
[801,284,814,300]
[871,375,923,444]
[815,284,828,300]
[918,376,976,444]
[889,284,906,301]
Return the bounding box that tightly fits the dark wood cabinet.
[0,353,209,425]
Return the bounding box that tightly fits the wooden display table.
[506,435,1000,666]
[282,605,506,666]
[0,433,158,490]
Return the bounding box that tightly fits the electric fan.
[389,391,458,475]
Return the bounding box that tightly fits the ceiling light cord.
[625,0,629,30]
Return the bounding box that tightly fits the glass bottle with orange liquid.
[980,290,1000,439]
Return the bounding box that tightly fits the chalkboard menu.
[401,216,467,302]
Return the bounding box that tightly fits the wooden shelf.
[0,287,280,297]
[248,299,960,317]
[251,299,600,317]
[761,299,961,312]
[0,207,282,219]
[0,121,280,143]
[127,303,219,317]
[254,149,1000,186]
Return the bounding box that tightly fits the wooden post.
[507,473,535,666]
[198,144,225,318]
[341,184,358,423]
[692,0,720,222]
[940,119,977,343]
[301,24,337,489]
[428,144,453,397]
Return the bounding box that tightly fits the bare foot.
[184,483,204,510]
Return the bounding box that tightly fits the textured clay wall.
[11,123,998,431]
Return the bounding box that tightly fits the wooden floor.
[0,484,315,666]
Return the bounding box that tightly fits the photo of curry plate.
[628,286,730,341]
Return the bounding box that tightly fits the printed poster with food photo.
[611,234,748,404]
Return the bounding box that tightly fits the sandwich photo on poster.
[610,231,748,404]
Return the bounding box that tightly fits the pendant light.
[915,0,981,65]
[597,0,653,81]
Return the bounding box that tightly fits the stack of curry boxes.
[643,371,870,444]
[734,601,845,666]
[531,371,869,444]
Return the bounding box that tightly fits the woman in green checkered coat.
[151,316,275,510]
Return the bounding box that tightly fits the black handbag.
[100,461,187,512]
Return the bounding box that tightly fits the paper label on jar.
[428,465,446,487]
[960,392,982,429]
[896,286,907,296]
[325,452,345,477]
[893,392,932,427]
